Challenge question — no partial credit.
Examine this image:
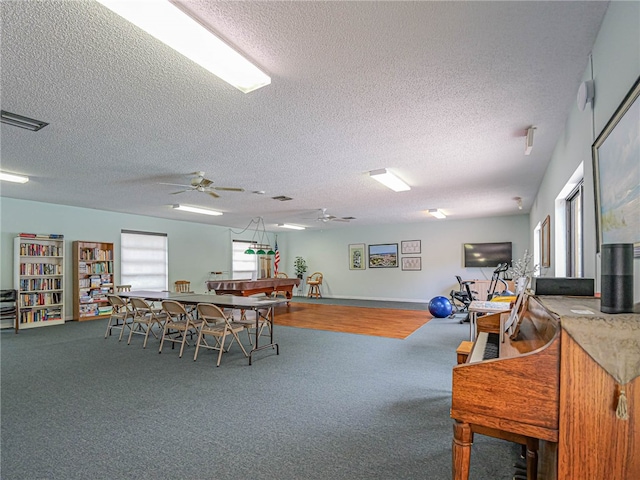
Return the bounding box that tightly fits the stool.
[456,340,474,364]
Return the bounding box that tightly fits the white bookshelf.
[14,234,65,331]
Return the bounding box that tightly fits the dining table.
[118,290,285,364]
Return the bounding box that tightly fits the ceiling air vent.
[272,196,293,201]
[1,110,49,131]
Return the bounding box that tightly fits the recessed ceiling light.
[172,204,222,216]
[96,0,271,93]
[0,171,29,183]
[278,224,305,230]
[428,209,446,219]
[369,168,410,192]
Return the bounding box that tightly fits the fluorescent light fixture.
[172,204,222,216]
[369,168,410,192]
[96,0,271,93]
[428,209,446,219]
[525,127,535,155]
[1,110,49,131]
[0,171,29,183]
[278,223,305,230]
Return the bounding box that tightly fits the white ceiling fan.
[159,171,244,198]
[314,208,355,223]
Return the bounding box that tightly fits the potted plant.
[294,256,307,279]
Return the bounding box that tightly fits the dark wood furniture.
[451,294,639,480]
[206,278,300,303]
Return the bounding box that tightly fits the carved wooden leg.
[452,421,473,480]
[525,437,539,480]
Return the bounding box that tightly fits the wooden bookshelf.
[14,234,65,331]
[72,241,114,321]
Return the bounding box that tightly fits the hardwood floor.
[272,302,432,339]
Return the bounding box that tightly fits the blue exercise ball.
[428,296,453,318]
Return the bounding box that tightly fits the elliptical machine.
[450,276,477,321]
[486,263,515,300]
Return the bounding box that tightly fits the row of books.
[19,278,62,292]
[19,243,63,257]
[78,248,113,261]
[19,263,62,276]
[78,262,113,274]
[79,304,112,317]
[19,292,62,307]
[19,233,64,239]
[19,308,62,324]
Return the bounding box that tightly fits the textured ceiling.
[0,0,609,231]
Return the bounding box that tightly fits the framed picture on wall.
[401,257,421,271]
[592,76,640,256]
[541,215,551,267]
[348,243,366,270]
[368,243,398,268]
[401,240,421,254]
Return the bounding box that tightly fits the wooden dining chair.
[174,280,192,293]
[194,303,248,366]
[159,300,202,358]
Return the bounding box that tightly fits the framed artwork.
[541,215,550,267]
[368,243,398,268]
[401,257,421,271]
[592,76,640,256]
[348,243,366,270]
[401,240,421,254]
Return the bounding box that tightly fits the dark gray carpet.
[1,303,519,479]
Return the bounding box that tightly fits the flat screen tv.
[463,242,512,268]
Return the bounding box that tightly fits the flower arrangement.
[294,256,307,278]
[508,249,539,290]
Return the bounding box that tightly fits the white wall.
[530,1,640,301]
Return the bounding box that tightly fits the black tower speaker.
[600,243,634,314]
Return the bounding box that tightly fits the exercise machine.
[450,276,477,321]
[486,263,515,300]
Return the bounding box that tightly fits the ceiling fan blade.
[207,191,220,198]
[213,187,244,192]
[199,178,214,187]
[159,182,192,188]
[171,190,188,195]
[334,218,350,222]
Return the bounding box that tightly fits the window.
[566,182,583,277]
[232,240,258,280]
[120,230,168,290]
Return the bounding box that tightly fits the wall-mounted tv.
[463,242,513,268]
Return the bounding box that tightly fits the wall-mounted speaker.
[577,80,595,111]
[600,243,634,313]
